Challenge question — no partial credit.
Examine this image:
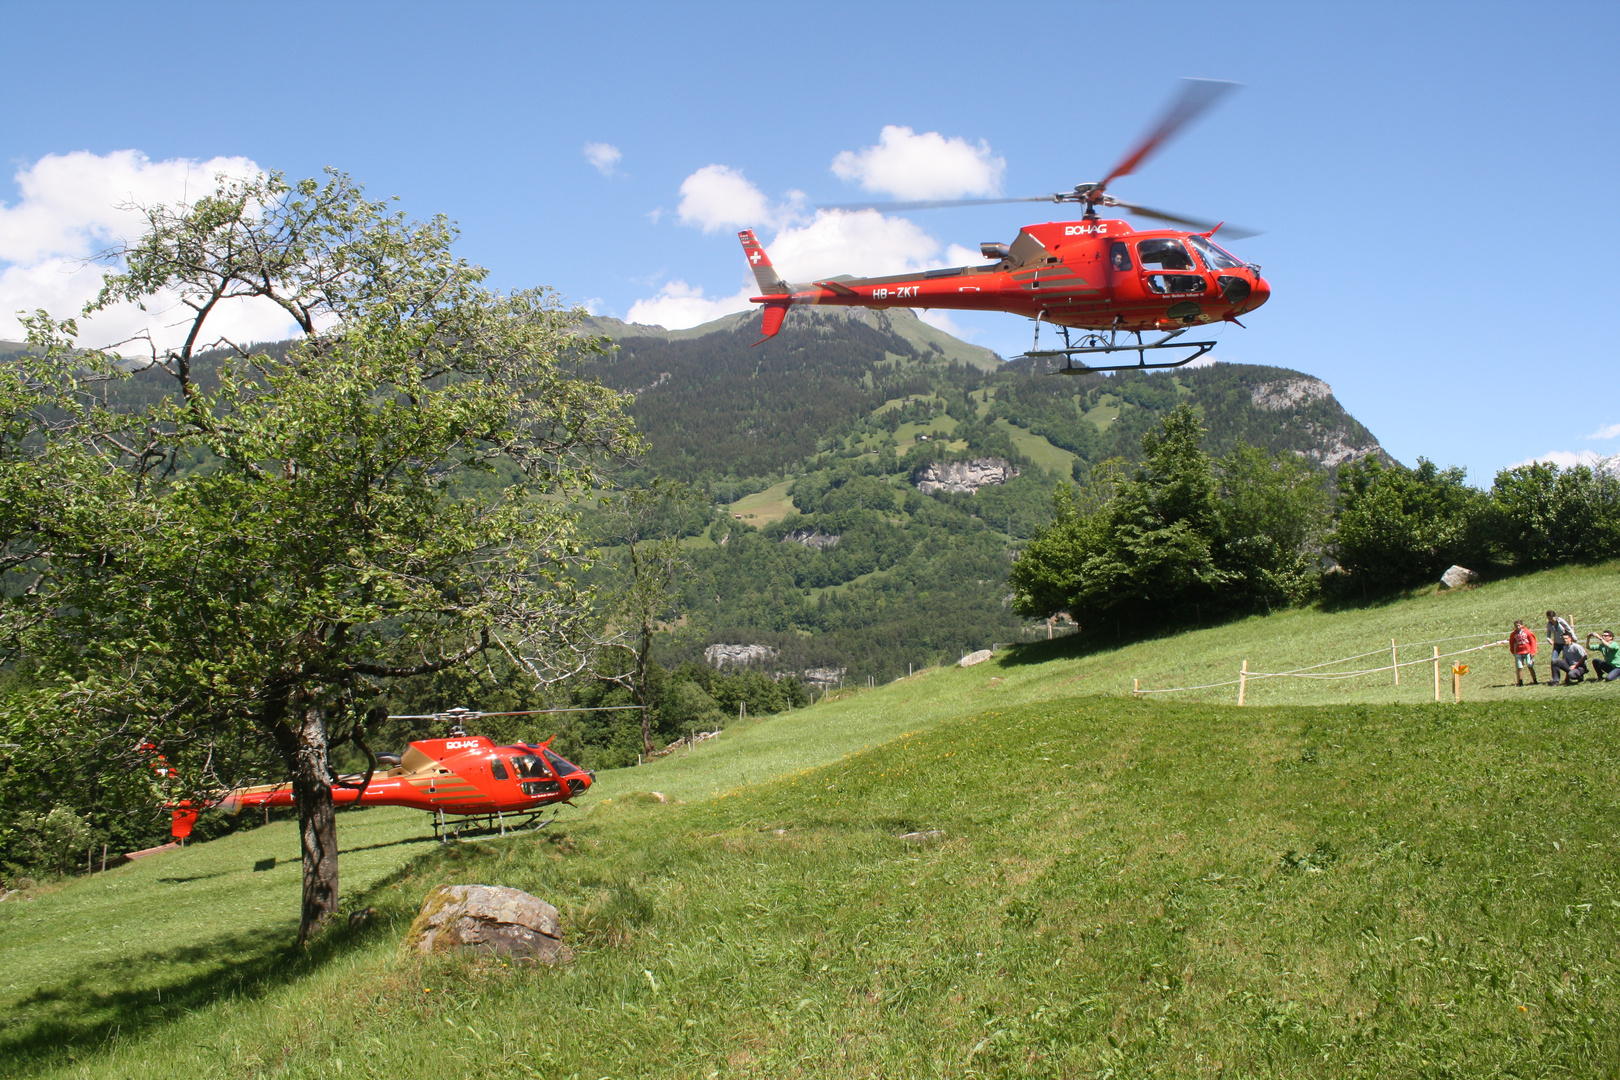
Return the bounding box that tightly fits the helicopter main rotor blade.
[816,195,1059,213]
[1097,78,1240,194]
[1108,199,1261,240]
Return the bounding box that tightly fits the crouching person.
[1588,630,1620,682]
[1552,638,1589,685]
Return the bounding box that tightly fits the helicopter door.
[1135,239,1208,296]
[509,753,561,797]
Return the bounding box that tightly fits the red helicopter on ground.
[742,79,1270,371]
[215,707,602,840]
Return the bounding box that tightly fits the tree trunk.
[637,616,654,756]
[290,704,339,946]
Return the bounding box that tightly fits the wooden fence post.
[1238,659,1248,706]
[1453,666,1461,704]
[1133,678,1140,699]
[1392,638,1400,685]
[1432,646,1441,702]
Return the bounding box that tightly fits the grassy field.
[725,480,796,526]
[993,417,1078,478]
[4,563,1620,1078]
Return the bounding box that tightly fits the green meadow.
[3,562,1619,1078]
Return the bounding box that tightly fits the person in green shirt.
[1586,630,1620,682]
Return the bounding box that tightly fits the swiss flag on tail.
[738,229,789,295]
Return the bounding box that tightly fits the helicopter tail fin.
[756,302,790,343]
[170,807,198,840]
[738,229,789,295]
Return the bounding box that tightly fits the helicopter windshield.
[1136,239,1195,271]
[543,748,582,775]
[1187,235,1245,271]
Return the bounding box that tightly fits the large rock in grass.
[959,649,993,668]
[1440,565,1480,589]
[406,885,572,964]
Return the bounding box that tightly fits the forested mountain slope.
[584,306,1385,491]
[573,305,1390,693]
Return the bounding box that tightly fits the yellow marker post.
[1238,659,1248,706]
[1453,662,1469,703]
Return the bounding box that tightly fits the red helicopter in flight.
[741,79,1269,371]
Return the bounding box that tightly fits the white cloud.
[1587,422,1620,440]
[766,209,943,280]
[583,142,622,176]
[915,308,974,339]
[636,160,1004,331]
[1508,450,1620,471]
[625,279,754,328]
[628,207,958,331]
[676,165,782,233]
[0,150,303,353]
[831,125,1004,200]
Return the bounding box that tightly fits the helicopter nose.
[1247,274,1271,310]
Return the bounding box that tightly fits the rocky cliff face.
[914,458,1019,495]
[1249,377,1332,411]
[782,529,840,550]
[703,644,778,668]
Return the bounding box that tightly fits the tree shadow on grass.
[0,843,441,1075]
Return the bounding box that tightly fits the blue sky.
[3,1,1617,481]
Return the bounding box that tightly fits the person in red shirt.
[1508,619,1539,686]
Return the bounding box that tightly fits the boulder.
[959,649,993,668]
[1440,565,1480,589]
[406,884,572,964]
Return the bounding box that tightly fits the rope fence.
[1132,636,1511,703]
[1129,605,1620,704]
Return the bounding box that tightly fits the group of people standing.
[1507,611,1620,686]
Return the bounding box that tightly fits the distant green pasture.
[724,480,796,526]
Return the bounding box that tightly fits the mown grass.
[4,562,1619,1077]
[0,806,439,1074]
[9,693,1618,1078]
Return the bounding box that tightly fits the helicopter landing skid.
[1015,324,1216,374]
[433,808,560,843]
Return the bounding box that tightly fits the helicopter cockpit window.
[489,756,509,781]
[1186,235,1244,271]
[542,748,581,776]
[509,754,551,779]
[1136,239,1196,271]
[1109,241,1132,271]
